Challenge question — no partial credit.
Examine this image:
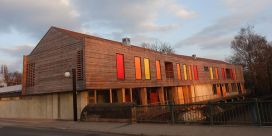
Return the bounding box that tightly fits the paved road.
[0,125,125,136]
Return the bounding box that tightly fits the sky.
[0,0,272,72]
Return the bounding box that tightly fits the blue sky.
[0,0,272,71]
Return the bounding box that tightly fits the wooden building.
[22,26,245,106]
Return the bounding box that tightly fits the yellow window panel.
[144,58,150,79]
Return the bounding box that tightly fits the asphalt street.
[0,125,126,136]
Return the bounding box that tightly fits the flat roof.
[0,85,22,94]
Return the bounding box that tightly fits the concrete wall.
[0,91,88,120]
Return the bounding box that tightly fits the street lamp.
[64,69,78,121]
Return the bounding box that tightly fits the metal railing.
[135,99,272,126]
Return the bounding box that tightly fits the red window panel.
[230,69,233,80]
[222,68,226,80]
[233,69,237,80]
[193,65,199,80]
[116,54,125,79]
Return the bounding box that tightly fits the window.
[176,63,181,80]
[231,83,237,92]
[116,54,125,80]
[221,68,226,80]
[134,57,141,80]
[188,65,193,80]
[230,69,234,79]
[233,69,237,80]
[144,58,151,79]
[156,60,161,80]
[165,62,174,79]
[204,66,209,72]
[193,65,199,80]
[183,64,188,80]
[26,63,35,87]
[226,68,231,79]
[212,84,217,95]
[77,50,83,80]
[215,67,219,80]
[225,83,230,93]
[210,67,214,80]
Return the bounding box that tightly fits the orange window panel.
[188,65,192,80]
[134,57,141,79]
[156,60,161,80]
[215,67,219,79]
[176,63,181,80]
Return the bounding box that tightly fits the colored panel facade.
[222,68,226,80]
[183,64,187,80]
[210,67,214,80]
[230,69,233,79]
[156,60,161,80]
[116,54,125,79]
[188,65,192,80]
[144,58,151,80]
[215,67,219,80]
[176,64,181,80]
[233,69,236,80]
[193,65,199,80]
[134,57,141,80]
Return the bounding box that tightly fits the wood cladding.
[24,27,245,94]
[25,27,84,94]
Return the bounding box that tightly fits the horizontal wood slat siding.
[25,28,84,94]
[84,37,245,89]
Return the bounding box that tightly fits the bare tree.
[141,40,175,54]
[228,26,272,95]
[0,64,22,86]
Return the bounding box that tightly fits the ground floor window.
[225,83,230,93]
[212,84,217,95]
[97,90,110,104]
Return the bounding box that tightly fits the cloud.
[72,0,193,34]
[176,0,272,50]
[0,45,33,71]
[0,0,81,38]
[0,0,195,71]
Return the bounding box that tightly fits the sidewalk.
[0,119,271,136]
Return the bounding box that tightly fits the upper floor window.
[188,65,193,80]
[144,58,151,80]
[134,57,142,80]
[221,68,226,80]
[215,67,219,80]
[116,54,125,80]
[193,65,199,80]
[210,67,214,80]
[204,66,209,72]
[226,68,231,79]
[156,60,161,80]
[183,64,188,80]
[165,62,174,79]
[176,63,181,80]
